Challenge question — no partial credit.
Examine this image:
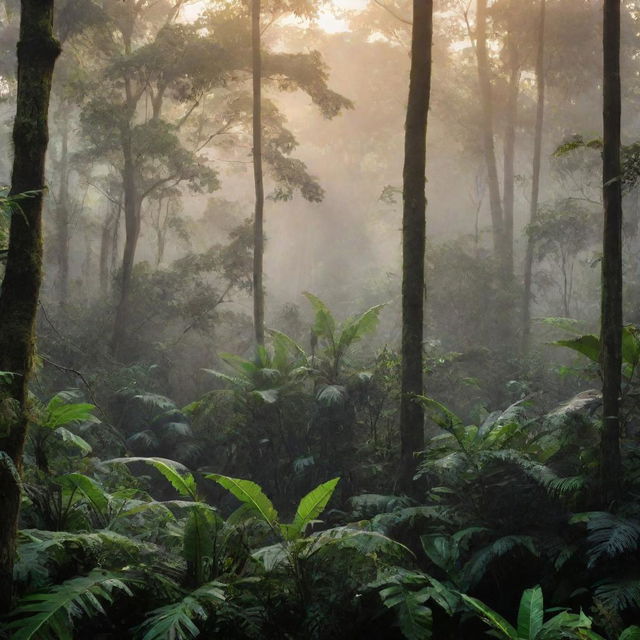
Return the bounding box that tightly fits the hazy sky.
[181,0,368,33]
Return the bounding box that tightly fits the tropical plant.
[461,584,594,640]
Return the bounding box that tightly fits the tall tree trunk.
[600,0,623,505]
[110,26,140,360]
[399,0,433,493]
[0,0,60,613]
[111,134,140,359]
[502,19,519,277]
[475,0,504,260]
[522,0,546,353]
[56,107,70,306]
[252,0,265,346]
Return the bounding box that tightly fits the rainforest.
[0,0,639,638]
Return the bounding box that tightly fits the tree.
[522,0,546,352]
[252,0,265,346]
[399,0,432,493]
[0,0,60,613]
[474,0,504,263]
[600,0,623,505]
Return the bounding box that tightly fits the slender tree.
[600,0,623,505]
[399,0,433,493]
[0,0,60,612]
[522,0,546,352]
[252,0,265,346]
[502,3,520,277]
[475,0,504,262]
[55,106,71,306]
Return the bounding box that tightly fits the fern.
[381,583,433,640]
[7,569,133,640]
[583,512,640,568]
[594,579,640,613]
[138,582,226,640]
[463,535,539,587]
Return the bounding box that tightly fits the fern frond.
[594,579,640,613]
[463,536,539,588]
[584,512,640,567]
[138,582,226,640]
[7,569,133,640]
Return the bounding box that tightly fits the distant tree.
[522,0,546,352]
[399,0,432,493]
[474,0,504,265]
[600,0,623,504]
[0,0,60,613]
[528,199,598,319]
[252,0,265,345]
[243,0,351,346]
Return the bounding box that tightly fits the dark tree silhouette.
[399,0,433,493]
[0,0,60,613]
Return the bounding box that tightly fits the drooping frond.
[137,582,226,640]
[7,569,133,640]
[463,536,539,588]
[594,579,640,613]
[583,512,640,568]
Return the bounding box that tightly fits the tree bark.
[475,0,504,260]
[56,107,70,306]
[522,0,546,353]
[111,132,140,359]
[0,0,60,613]
[399,0,433,493]
[600,0,623,506]
[252,0,265,346]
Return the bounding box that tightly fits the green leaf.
[336,304,384,354]
[56,473,109,516]
[380,583,433,640]
[622,326,640,366]
[414,396,463,430]
[304,292,336,339]
[105,457,197,500]
[54,427,92,456]
[554,335,600,363]
[43,395,98,430]
[517,586,544,640]
[284,477,339,540]
[620,627,640,640]
[206,474,278,527]
[460,593,518,640]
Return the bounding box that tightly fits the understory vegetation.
[2,299,640,639]
[1,0,640,638]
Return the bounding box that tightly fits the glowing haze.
[181,0,367,33]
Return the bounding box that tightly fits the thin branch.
[373,0,412,26]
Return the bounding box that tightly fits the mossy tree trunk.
[0,0,60,613]
[600,0,623,506]
[399,0,433,493]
